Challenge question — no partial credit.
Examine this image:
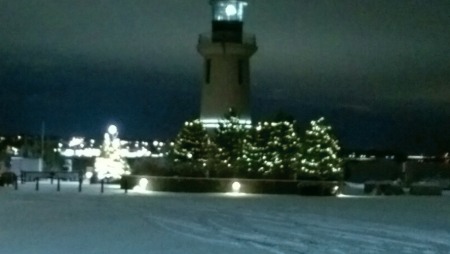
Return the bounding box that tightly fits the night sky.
[1,0,449,154]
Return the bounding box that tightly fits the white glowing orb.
[225,4,237,16]
[85,172,93,179]
[138,178,148,190]
[332,185,340,195]
[108,125,118,135]
[232,181,241,193]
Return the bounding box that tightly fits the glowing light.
[108,125,118,135]
[61,149,75,157]
[69,137,84,147]
[331,185,340,195]
[97,174,105,180]
[213,1,247,21]
[408,155,435,160]
[139,178,149,189]
[85,172,93,179]
[95,157,126,180]
[232,181,241,193]
[200,118,251,129]
[225,4,237,16]
[11,147,19,155]
[132,178,151,193]
[337,194,376,199]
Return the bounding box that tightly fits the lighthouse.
[198,0,257,128]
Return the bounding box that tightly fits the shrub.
[297,181,340,196]
[364,181,404,195]
[409,183,442,196]
[0,172,17,187]
[121,175,305,195]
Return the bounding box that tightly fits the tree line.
[167,110,343,180]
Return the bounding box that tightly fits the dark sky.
[1,0,449,154]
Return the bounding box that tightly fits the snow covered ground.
[1,181,449,254]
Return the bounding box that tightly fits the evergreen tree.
[213,109,248,176]
[239,123,270,178]
[169,119,210,176]
[95,126,130,180]
[241,121,300,179]
[300,117,342,180]
[266,121,301,179]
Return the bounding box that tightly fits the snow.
[1,181,449,254]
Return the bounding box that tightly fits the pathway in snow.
[0,181,449,253]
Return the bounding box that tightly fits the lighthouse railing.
[198,32,256,46]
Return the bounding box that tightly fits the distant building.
[198,0,257,128]
[9,157,43,175]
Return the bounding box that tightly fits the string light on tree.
[94,124,130,180]
[299,117,342,180]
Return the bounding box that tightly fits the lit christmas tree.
[242,121,300,179]
[299,117,342,180]
[169,119,210,176]
[213,109,248,176]
[94,125,130,180]
[239,124,268,178]
[266,121,301,179]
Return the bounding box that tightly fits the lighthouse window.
[238,60,243,85]
[206,59,211,83]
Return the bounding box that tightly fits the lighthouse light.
[225,4,237,16]
[212,0,248,21]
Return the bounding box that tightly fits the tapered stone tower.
[198,0,257,128]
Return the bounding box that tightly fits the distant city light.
[58,135,165,159]
[68,137,84,147]
[408,155,435,160]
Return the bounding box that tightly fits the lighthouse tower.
[198,0,257,128]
